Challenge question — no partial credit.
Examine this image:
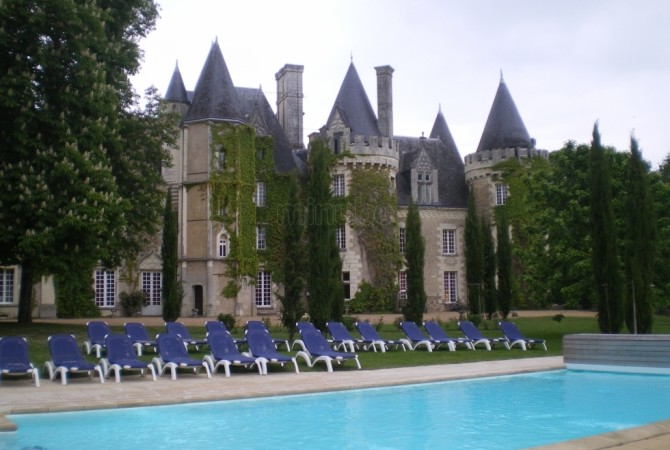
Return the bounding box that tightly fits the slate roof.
[326,62,381,138]
[236,87,295,173]
[164,62,189,103]
[476,76,532,152]
[184,40,241,123]
[396,110,468,208]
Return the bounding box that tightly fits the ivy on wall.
[255,135,289,282]
[209,124,290,298]
[209,123,258,297]
[348,167,402,310]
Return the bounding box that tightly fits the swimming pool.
[4,369,670,449]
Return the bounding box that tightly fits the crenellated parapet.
[348,134,399,158]
[464,146,548,181]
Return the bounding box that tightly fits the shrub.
[341,315,357,331]
[217,313,237,332]
[469,314,483,328]
[119,291,145,317]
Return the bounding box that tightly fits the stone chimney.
[275,64,304,149]
[375,65,394,138]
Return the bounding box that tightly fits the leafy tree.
[278,173,305,341]
[0,0,166,322]
[402,200,427,323]
[161,189,181,322]
[464,189,483,314]
[623,136,655,333]
[496,208,513,318]
[481,218,497,318]
[589,124,624,333]
[306,141,343,330]
[650,170,670,311]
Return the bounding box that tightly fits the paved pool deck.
[1,356,669,449]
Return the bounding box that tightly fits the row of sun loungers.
[0,320,544,387]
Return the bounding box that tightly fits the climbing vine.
[255,135,289,281]
[210,123,257,297]
[348,167,402,310]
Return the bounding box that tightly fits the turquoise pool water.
[4,369,670,449]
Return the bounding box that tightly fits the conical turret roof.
[185,39,241,122]
[476,75,532,152]
[429,107,459,156]
[326,62,381,137]
[164,61,189,103]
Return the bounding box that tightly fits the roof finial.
[500,69,505,84]
[438,103,442,113]
[350,51,353,63]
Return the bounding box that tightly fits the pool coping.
[2,356,670,449]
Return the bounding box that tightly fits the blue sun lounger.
[423,321,473,350]
[124,322,157,356]
[0,336,40,387]
[295,327,361,372]
[326,321,359,353]
[355,321,408,352]
[206,320,245,347]
[245,329,299,373]
[246,320,289,351]
[204,331,265,376]
[458,320,509,350]
[83,321,111,358]
[399,321,438,351]
[153,334,211,380]
[45,334,104,385]
[165,321,208,351]
[101,334,156,382]
[499,321,547,351]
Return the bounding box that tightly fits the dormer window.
[417,170,432,204]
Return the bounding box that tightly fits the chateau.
[0,40,548,319]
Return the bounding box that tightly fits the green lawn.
[2,315,670,374]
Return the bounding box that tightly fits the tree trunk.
[18,263,34,323]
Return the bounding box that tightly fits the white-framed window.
[444,271,457,303]
[336,225,346,250]
[333,174,345,197]
[218,233,229,258]
[256,226,266,251]
[442,229,456,255]
[255,271,271,307]
[254,181,266,207]
[95,270,116,307]
[0,268,15,304]
[496,183,509,205]
[399,228,406,254]
[399,271,407,291]
[418,171,432,204]
[141,271,162,306]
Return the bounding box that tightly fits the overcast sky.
[131,0,670,168]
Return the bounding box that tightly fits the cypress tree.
[306,141,343,331]
[465,189,483,314]
[481,218,497,318]
[279,173,306,341]
[589,123,624,333]
[496,208,513,318]
[402,200,427,323]
[623,136,655,333]
[162,188,181,322]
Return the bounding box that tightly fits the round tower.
[464,75,548,220]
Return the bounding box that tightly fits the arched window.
[217,232,229,258]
